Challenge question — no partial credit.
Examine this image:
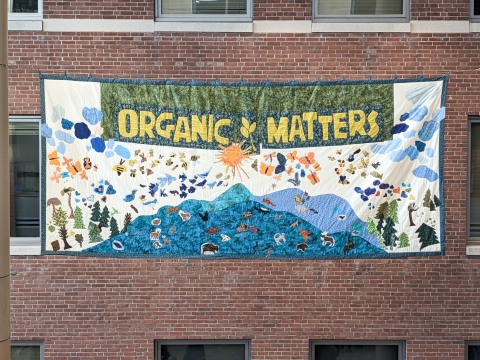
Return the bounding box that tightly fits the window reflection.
[161,0,247,15]
[468,345,480,360]
[470,123,480,238]
[315,344,399,360]
[10,122,40,237]
[9,0,38,13]
[11,343,42,360]
[317,0,403,15]
[156,343,247,360]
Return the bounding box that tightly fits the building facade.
[7,0,480,359]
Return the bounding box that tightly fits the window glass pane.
[11,345,41,360]
[10,122,40,237]
[315,344,399,360]
[468,345,480,360]
[318,0,403,15]
[475,0,480,16]
[471,122,480,237]
[159,344,246,360]
[162,0,247,15]
[9,0,38,13]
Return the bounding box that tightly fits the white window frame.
[7,0,43,21]
[9,115,41,255]
[310,340,406,360]
[11,341,44,360]
[312,0,409,23]
[155,340,251,360]
[155,0,252,22]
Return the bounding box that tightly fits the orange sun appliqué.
[215,140,253,180]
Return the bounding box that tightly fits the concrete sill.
[466,245,480,256]
[8,20,43,31]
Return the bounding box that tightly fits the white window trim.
[7,0,43,21]
[155,0,252,22]
[312,0,409,23]
[11,341,44,360]
[9,115,41,256]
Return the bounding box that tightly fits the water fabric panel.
[39,74,448,259]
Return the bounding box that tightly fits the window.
[468,118,480,245]
[156,0,252,21]
[9,116,40,250]
[8,0,42,20]
[11,341,44,360]
[472,0,480,21]
[467,341,480,360]
[310,340,406,360]
[155,340,250,360]
[313,0,408,22]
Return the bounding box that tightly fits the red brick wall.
[42,1,154,19]
[254,0,312,21]
[410,0,470,21]
[7,1,480,359]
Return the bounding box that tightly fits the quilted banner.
[40,74,447,259]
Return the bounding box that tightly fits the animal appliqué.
[343,239,355,255]
[296,243,309,252]
[201,242,219,255]
[321,233,335,247]
[150,229,161,241]
[274,233,286,245]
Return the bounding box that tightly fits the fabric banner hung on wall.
[39,73,448,259]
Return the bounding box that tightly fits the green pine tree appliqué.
[110,217,120,238]
[73,206,85,229]
[88,221,103,243]
[416,223,439,250]
[99,206,110,228]
[90,201,101,222]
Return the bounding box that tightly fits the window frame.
[468,117,480,246]
[7,0,43,21]
[155,0,252,22]
[312,0,409,23]
[309,340,406,360]
[9,115,41,253]
[154,340,251,360]
[11,341,44,360]
[466,341,480,360]
[471,0,480,22]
